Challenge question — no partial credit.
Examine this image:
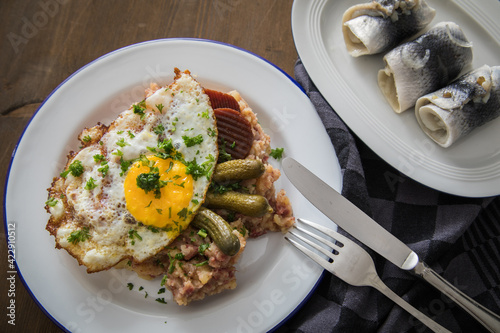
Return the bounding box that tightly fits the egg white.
[46,70,218,272]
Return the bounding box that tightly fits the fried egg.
[45,69,218,272]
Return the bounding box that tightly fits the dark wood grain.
[0,1,297,332]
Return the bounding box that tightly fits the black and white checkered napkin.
[277,59,500,333]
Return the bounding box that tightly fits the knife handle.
[413,261,500,333]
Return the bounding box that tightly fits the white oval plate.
[292,0,500,197]
[3,39,342,332]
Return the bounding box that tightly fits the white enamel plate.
[292,0,500,197]
[3,39,342,332]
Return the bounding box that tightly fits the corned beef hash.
[45,68,295,305]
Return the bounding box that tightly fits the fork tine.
[297,217,351,245]
[288,229,337,262]
[285,236,332,272]
[294,225,342,254]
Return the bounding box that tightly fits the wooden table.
[0,1,298,332]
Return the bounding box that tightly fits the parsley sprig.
[45,197,58,207]
[128,229,142,245]
[60,160,84,178]
[67,227,91,244]
[270,147,285,160]
[133,100,147,120]
[182,134,204,147]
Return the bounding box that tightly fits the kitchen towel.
[277,59,500,333]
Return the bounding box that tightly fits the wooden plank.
[0,1,297,332]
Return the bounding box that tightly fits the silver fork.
[286,218,451,333]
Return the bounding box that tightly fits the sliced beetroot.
[205,89,240,111]
[214,108,253,160]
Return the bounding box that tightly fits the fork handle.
[370,274,451,333]
[413,261,500,333]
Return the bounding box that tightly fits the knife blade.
[283,157,500,332]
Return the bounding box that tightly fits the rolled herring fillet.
[415,65,500,148]
[378,21,473,113]
[342,0,436,57]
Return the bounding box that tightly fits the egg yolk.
[124,156,194,229]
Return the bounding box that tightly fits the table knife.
[283,157,500,333]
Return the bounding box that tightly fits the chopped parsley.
[194,260,209,267]
[112,150,134,175]
[136,171,164,198]
[128,229,142,245]
[198,243,210,254]
[207,128,216,137]
[94,154,109,176]
[98,163,109,176]
[112,149,123,157]
[128,130,135,138]
[226,211,236,222]
[167,258,176,274]
[156,103,164,113]
[210,181,241,194]
[171,117,178,132]
[116,138,130,147]
[200,109,209,119]
[160,275,168,286]
[218,139,233,162]
[182,134,204,147]
[165,161,174,173]
[155,138,182,161]
[120,159,132,176]
[84,177,98,190]
[239,225,247,237]
[67,227,91,244]
[147,225,159,233]
[177,208,189,221]
[45,197,58,207]
[155,298,167,304]
[60,160,84,178]
[154,124,165,135]
[158,288,166,294]
[185,156,214,181]
[127,283,134,290]
[82,135,92,143]
[174,181,185,188]
[270,147,285,160]
[93,154,105,163]
[133,101,147,120]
